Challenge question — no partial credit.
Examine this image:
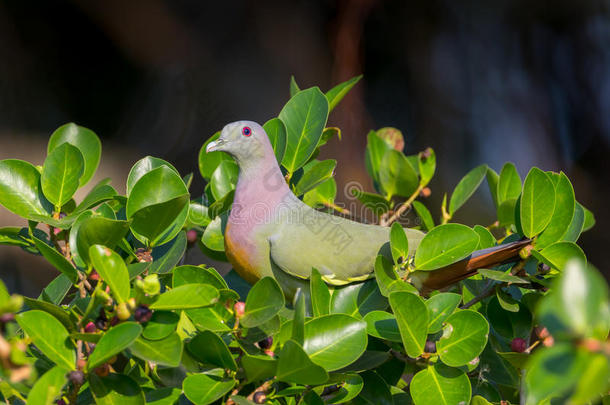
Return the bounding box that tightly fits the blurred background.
[1,0,609,295]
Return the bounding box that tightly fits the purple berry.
[258,336,273,350]
[425,341,436,353]
[511,338,527,353]
[84,322,96,333]
[253,391,267,404]
[134,305,152,323]
[186,229,198,244]
[68,370,85,385]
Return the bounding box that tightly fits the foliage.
[0,76,606,405]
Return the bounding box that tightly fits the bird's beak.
[206,138,225,153]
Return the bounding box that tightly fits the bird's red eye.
[242,126,252,137]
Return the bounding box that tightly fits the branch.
[380,185,423,227]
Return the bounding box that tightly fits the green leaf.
[477,268,528,284]
[241,277,285,328]
[145,388,182,405]
[321,373,363,404]
[473,225,496,249]
[32,236,78,283]
[276,340,328,384]
[129,333,182,367]
[563,202,585,242]
[426,292,461,334]
[142,311,179,340]
[199,132,231,181]
[48,123,101,187]
[201,212,227,252]
[389,291,428,357]
[41,143,84,208]
[294,159,336,196]
[87,322,142,371]
[0,159,51,220]
[310,268,331,317]
[173,265,227,290]
[188,330,237,371]
[241,354,277,383]
[363,311,401,342]
[303,178,337,208]
[318,126,341,148]
[89,373,145,405]
[27,366,68,405]
[75,215,130,265]
[414,224,479,270]
[330,280,388,318]
[436,310,489,367]
[525,344,587,404]
[410,363,471,405]
[581,204,595,232]
[497,162,522,204]
[351,189,390,215]
[290,75,301,97]
[149,231,187,274]
[126,166,189,246]
[390,222,409,264]
[533,241,586,271]
[412,200,435,231]
[496,287,519,312]
[497,197,518,228]
[325,75,362,111]
[570,351,610,405]
[280,87,330,173]
[150,284,219,310]
[449,164,488,216]
[73,179,117,214]
[292,289,306,345]
[378,149,419,198]
[263,118,287,163]
[537,172,576,248]
[39,274,72,304]
[302,314,367,371]
[210,160,238,200]
[418,148,436,187]
[374,255,418,297]
[23,297,75,332]
[520,167,556,237]
[486,167,500,209]
[16,310,75,370]
[365,131,392,188]
[358,371,393,405]
[126,156,180,195]
[89,245,130,303]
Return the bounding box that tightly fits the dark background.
[1,0,609,294]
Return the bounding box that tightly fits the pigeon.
[206,120,529,298]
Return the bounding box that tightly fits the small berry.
[542,335,554,347]
[424,341,436,353]
[88,342,96,351]
[234,301,245,318]
[420,147,432,160]
[89,270,100,281]
[134,305,152,323]
[94,363,110,377]
[117,302,131,321]
[127,297,137,312]
[253,391,267,404]
[0,313,15,324]
[76,359,87,370]
[84,322,97,333]
[56,400,67,405]
[68,370,85,385]
[258,336,273,350]
[511,338,527,353]
[109,316,119,327]
[186,229,198,244]
[419,187,431,198]
[264,349,275,357]
[535,326,550,339]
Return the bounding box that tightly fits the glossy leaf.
[150,284,219,310]
[241,354,277,383]
[389,291,428,357]
[199,132,231,181]
[241,277,284,328]
[41,143,84,208]
[310,268,331,317]
[276,340,328,384]
[486,167,500,208]
[473,225,496,249]
[87,322,142,371]
[16,310,75,370]
[321,373,363,404]
[150,231,187,274]
[436,310,489,367]
[410,363,471,405]
[73,179,117,214]
[32,236,78,283]
[374,255,418,297]
[201,212,227,251]
[173,264,227,290]
[289,75,300,97]
[378,149,419,198]
[497,162,521,204]
[363,311,401,342]
[418,148,436,187]
[477,269,528,284]
[188,330,237,371]
[330,280,387,317]
[414,224,479,270]
[0,159,51,220]
[48,123,101,187]
[302,314,367,371]
[537,172,575,248]
[129,333,182,367]
[358,371,393,405]
[390,222,409,264]
[520,167,556,237]
[294,159,336,196]
[449,164,487,216]
[412,200,435,231]
[126,156,180,195]
[292,288,306,345]
[210,160,238,200]
[263,118,287,163]
[89,244,130,303]
[303,178,337,208]
[325,75,362,111]
[351,189,390,215]
[142,311,179,340]
[280,87,329,173]
[426,292,461,334]
[89,373,145,405]
[497,197,518,227]
[563,202,585,242]
[533,241,586,271]
[75,215,130,265]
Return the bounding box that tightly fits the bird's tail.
[411,239,532,292]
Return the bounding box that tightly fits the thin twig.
[381,185,423,227]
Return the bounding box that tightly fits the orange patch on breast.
[224,222,261,285]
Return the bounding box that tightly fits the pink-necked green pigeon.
[206,121,528,298]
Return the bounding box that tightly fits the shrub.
[0,76,607,404]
